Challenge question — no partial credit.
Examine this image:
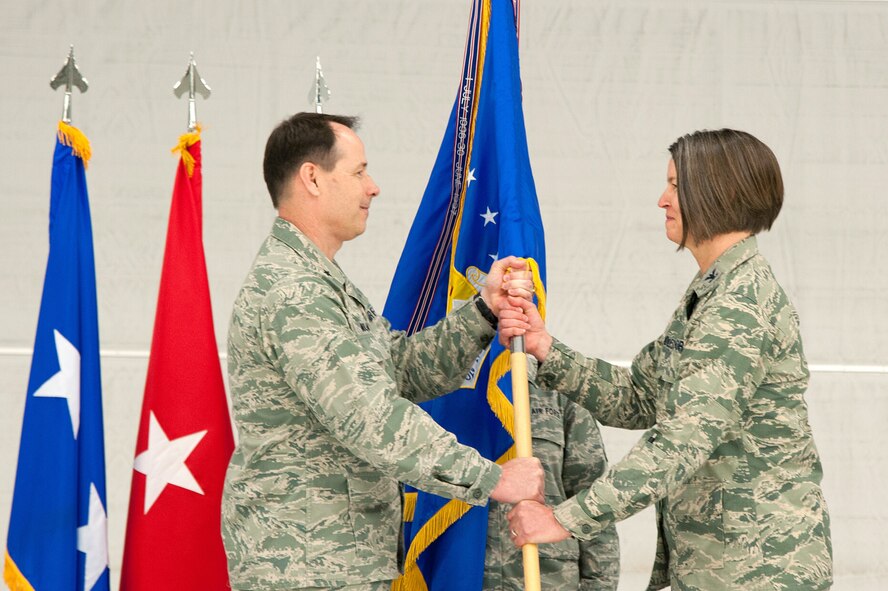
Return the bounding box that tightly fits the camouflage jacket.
[222,218,503,589]
[484,386,620,591]
[537,237,833,591]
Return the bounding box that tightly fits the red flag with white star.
[120,130,234,590]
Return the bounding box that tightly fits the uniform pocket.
[307,475,358,569]
[757,480,832,584]
[723,486,763,568]
[343,469,402,573]
[532,421,565,448]
[666,482,725,574]
[532,429,567,505]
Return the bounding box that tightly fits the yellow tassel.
[487,350,516,436]
[391,562,429,591]
[57,121,92,167]
[392,499,472,591]
[3,552,36,591]
[170,124,202,177]
[526,257,547,321]
[403,492,417,522]
[404,500,471,564]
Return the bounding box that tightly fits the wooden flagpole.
[510,334,541,591]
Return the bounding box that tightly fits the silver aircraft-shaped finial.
[309,56,331,113]
[173,52,211,132]
[50,45,89,124]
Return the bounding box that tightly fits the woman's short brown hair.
[668,129,783,249]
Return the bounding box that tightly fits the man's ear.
[298,161,321,197]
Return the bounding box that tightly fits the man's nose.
[367,175,380,197]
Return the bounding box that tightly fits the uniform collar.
[270,217,375,313]
[271,217,348,286]
[689,234,759,299]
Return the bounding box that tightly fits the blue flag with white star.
[385,1,546,588]
[4,123,109,591]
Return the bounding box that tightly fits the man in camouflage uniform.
[222,112,543,591]
[503,130,833,590]
[484,378,619,591]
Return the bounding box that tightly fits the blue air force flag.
[385,0,547,588]
[4,123,109,591]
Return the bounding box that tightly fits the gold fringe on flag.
[171,125,201,177]
[393,499,471,591]
[57,121,92,167]
[403,492,418,522]
[391,446,516,591]
[525,257,547,320]
[3,552,36,591]
[488,349,515,436]
[392,562,429,591]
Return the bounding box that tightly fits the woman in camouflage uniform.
[502,129,833,590]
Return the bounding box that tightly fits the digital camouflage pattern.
[537,236,833,591]
[301,584,390,591]
[222,218,503,590]
[484,385,619,591]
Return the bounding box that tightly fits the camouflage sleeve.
[386,297,496,403]
[263,279,501,505]
[552,294,770,539]
[560,398,620,591]
[536,338,660,430]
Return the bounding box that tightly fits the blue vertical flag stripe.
[4,125,109,591]
[385,1,546,589]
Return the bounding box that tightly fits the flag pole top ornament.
[173,52,211,132]
[309,56,331,114]
[50,45,88,124]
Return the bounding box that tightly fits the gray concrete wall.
[1,1,886,588]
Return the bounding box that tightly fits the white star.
[466,168,477,187]
[489,253,499,263]
[480,207,499,226]
[77,483,108,591]
[133,411,207,513]
[33,329,80,439]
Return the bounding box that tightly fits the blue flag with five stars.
[385,0,546,588]
[4,123,109,591]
